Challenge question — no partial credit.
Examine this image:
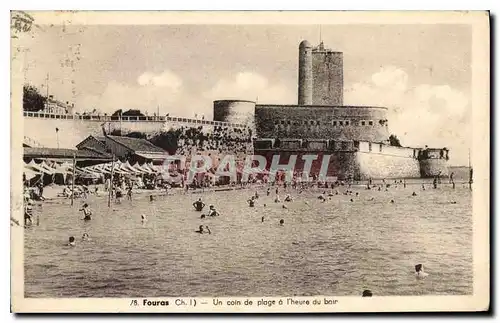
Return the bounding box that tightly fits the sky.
[13,24,472,165]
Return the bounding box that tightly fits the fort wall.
[419,159,449,178]
[255,105,389,142]
[213,100,256,130]
[312,49,343,105]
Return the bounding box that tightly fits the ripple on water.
[24,186,472,297]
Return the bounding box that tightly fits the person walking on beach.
[127,185,133,201]
[24,199,34,226]
[115,188,123,203]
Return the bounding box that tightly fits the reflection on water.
[24,185,472,297]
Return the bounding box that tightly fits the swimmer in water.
[284,194,293,202]
[263,203,267,207]
[412,192,417,196]
[318,194,326,202]
[195,225,211,234]
[390,199,395,204]
[68,236,76,246]
[79,203,92,221]
[266,188,271,196]
[355,192,359,196]
[141,214,147,222]
[201,214,206,219]
[193,198,205,211]
[82,233,90,241]
[282,204,288,209]
[350,198,354,202]
[415,264,429,279]
[279,219,284,226]
[261,216,265,222]
[149,195,155,202]
[208,205,219,217]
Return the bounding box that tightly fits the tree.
[23,84,46,112]
[389,134,402,147]
[126,131,147,139]
[111,109,144,117]
[149,130,180,155]
[122,109,144,116]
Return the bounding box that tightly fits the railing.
[23,111,248,128]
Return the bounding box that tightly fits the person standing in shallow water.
[193,198,205,211]
[80,203,92,221]
[247,196,256,207]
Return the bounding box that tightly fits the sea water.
[24,183,472,297]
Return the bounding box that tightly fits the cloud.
[345,66,471,165]
[76,70,187,116]
[76,71,295,119]
[137,71,182,90]
[203,72,295,104]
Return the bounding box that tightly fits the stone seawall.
[253,150,422,180]
[356,151,421,180]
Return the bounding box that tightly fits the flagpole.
[108,154,115,207]
[71,153,76,206]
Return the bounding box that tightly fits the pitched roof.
[106,135,166,154]
[76,135,107,149]
[24,147,112,161]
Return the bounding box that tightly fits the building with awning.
[76,135,168,165]
[24,147,112,164]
